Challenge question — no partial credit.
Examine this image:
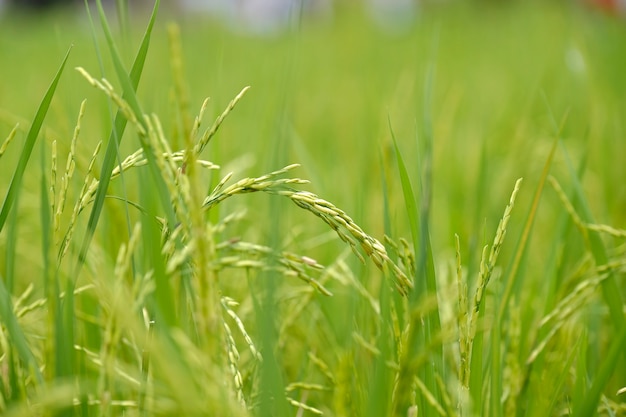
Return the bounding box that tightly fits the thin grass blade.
[0,47,71,233]
[76,0,172,273]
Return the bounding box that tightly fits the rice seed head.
[222,297,262,362]
[0,123,19,158]
[76,67,146,136]
[194,86,250,156]
[58,140,102,262]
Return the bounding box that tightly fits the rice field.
[1,1,626,416]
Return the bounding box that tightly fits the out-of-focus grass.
[1,1,626,416]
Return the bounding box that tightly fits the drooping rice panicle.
[202,166,411,295]
[284,189,412,295]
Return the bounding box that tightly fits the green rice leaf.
[76,0,171,272]
[0,47,71,233]
[389,119,418,262]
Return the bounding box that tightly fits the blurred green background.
[1,0,624,265]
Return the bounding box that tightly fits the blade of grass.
[390,114,441,416]
[389,118,418,262]
[0,47,71,233]
[560,143,626,416]
[3,191,19,294]
[542,331,584,417]
[573,325,626,417]
[489,127,560,417]
[0,46,69,390]
[561,142,624,330]
[140,169,176,327]
[416,62,444,417]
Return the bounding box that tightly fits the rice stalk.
[167,23,192,148]
[464,178,523,387]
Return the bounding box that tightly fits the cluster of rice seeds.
[463,178,523,386]
[202,164,309,209]
[221,297,262,362]
[193,86,250,156]
[383,236,416,280]
[221,297,263,407]
[58,140,102,262]
[75,67,219,220]
[284,190,412,295]
[144,114,193,226]
[53,100,85,241]
[212,239,332,296]
[75,66,256,366]
[222,315,246,407]
[109,147,219,182]
[76,68,146,136]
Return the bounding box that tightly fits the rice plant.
[1,1,625,416]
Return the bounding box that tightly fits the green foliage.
[1,2,626,416]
